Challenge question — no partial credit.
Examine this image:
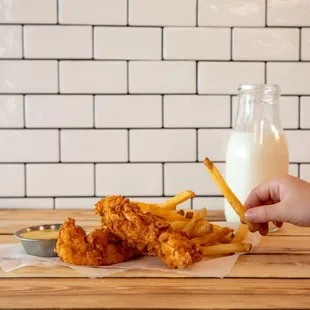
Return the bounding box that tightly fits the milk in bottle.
[224,84,289,231]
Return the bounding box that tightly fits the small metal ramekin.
[14,224,62,257]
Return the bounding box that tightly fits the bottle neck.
[234,94,283,133]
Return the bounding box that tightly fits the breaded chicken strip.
[56,218,136,266]
[95,196,203,269]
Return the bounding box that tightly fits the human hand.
[244,175,310,235]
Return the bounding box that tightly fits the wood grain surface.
[0,209,309,309]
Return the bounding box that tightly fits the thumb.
[244,203,286,223]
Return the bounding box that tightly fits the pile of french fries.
[134,158,254,257]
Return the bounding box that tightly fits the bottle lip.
[238,84,280,95]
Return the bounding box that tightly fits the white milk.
[224,131,289,221]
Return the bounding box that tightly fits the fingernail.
[245,210,254,221]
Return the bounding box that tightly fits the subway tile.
[193,197,225,211]
[268,0,310,26]
[0,130,58,162]
[24,26,92,59]
[301,28,310,61]
[164,163,225,195]
[198,0,265,26]
[129,0,196,26]
[233,28,299,61]
[95,27,161,60]
[300,165,310,182]
[60,61,127,94]
[164,95,230,128]
[0,0,57,24]
[0,164,24,196]
[61,130,128,162]
[267,63,310,95]
[164,28,230,60]
[130,129,196,162]
[0,198,53,209]
[59,0,127,25]
[285,130,310,163]
[0,95,23,127]
[96,164,162,196]
[0,60,57,93]
[27,164,94,196]
[289,164,298,178]
[95,95,162,128]
[198,129,232,161]
[279,97,299,129]
[55,197,99,209]
[232,96,299,129]
[25,95,93,128]
[198,62,264,94]
[129,61,196,94]
[300,97,310,129]
[0,26,22,58]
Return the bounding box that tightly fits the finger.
[244,181,282,210]
[244,203,286,223]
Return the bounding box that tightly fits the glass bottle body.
[224,85,289,228]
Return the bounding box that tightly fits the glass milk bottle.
[224,84,289,230]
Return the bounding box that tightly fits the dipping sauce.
[19,229,59,240]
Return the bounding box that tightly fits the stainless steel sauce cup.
[14,224,62,257]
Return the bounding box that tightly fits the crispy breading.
[95,195,203,269]
[56,218,136,266]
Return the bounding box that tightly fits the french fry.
[191,219,213,237]
[201,243,252,256]
[148,205,188,221]
[134,185,254,261]
[219,232,234,244]
[212,223,224,232]
[203,158,260,233]
[232,223,248,243]
[185,211,194,219]
[182,208,207,236]
[159,190,195,210]
[134,201,154,212]
[191,227,231,245]
[169,221,188,230]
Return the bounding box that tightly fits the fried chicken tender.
[95,196,203,269]
[56,218,136,266]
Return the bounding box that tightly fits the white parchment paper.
[0,223,260,278]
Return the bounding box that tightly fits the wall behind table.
[0,0,308,210]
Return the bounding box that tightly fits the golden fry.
[212,223,223,232]
[148,205,188,221]
[185,211,194,219]
[201,243,252,256]
[182,208,207,237]
[232,223,248,243]
[191,227,231,245]
[191,219,213,237]
[159,190,195,210]
[176,209,185,216]
[220,232,234,244]
[169,221,188,230]
[203,158,260,233]
[134,201,154,212]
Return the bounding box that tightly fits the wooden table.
[1,209,310,309]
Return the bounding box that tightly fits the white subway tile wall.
[24,26,92,59]
[94,27,161,60]
[0,26,22,58]
[0,1,308,210]
[198,62,265,94]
